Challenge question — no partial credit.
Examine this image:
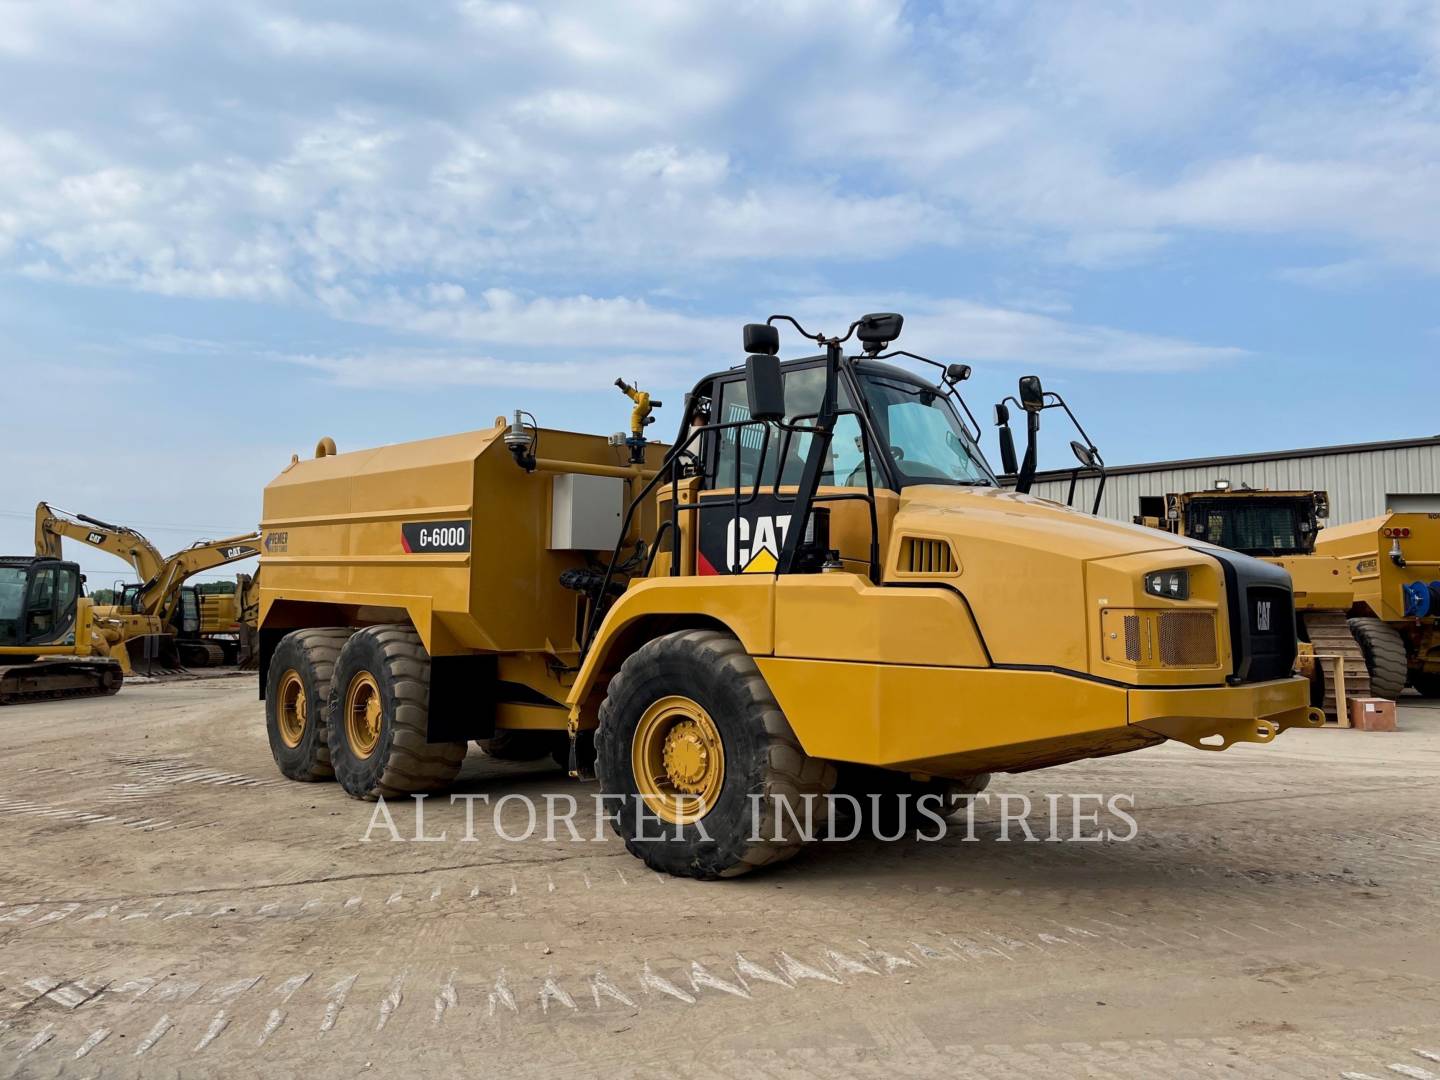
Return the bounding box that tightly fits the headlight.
[1144,569,1189,600]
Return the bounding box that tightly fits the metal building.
[1016,435,1440,527]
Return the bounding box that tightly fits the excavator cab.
[0,558,82,651]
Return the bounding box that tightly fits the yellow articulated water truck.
[1314,508,1440,698]
[257,312,1319,878]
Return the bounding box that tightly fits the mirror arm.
[1050,394,1101,462]
[1091,472,1107,517]
[767,314,822,343]
[1015,410,1040,494]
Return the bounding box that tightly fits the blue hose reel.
[1402,580,1440,618]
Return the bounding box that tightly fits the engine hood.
[889,484,1250,674]
[895,484,1207,562]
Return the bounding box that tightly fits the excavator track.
[1303,611,1371,719]
[0,659,124,706]
[181,640,228,668]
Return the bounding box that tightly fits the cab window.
[0,568,26,646]
[26,568,56,640]
[55,566,78,616]
[711,367,867,490]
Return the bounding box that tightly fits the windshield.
[1185,498,1314,556]
[856,369,996,486]
[0,568,27,646]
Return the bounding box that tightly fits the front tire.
[595,629,835,879]
[327,625,467,800]
[265,628,354,781]
[1348,617,1408,699]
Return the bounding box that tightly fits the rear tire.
[1348,617,1408,699]
[595,629,835,879]
[265,629,354,781]
[328,625,467,800]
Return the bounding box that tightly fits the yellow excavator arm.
[132,534,263,623]
[35,502,167,582]
[35,501,261,625]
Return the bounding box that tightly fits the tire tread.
[1348,617,1409,699]
[596,628,835,880]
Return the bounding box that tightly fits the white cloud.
[773,295,1246,373]
[276,288,1242,392]
[0,0,1436,347]
[281,349,684,391]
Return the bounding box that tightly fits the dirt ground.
[1,676,1438,1079]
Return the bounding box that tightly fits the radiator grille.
[1123,615,1141,661]
[1102,608,1219,669]
[1158,611,1218,666]
[899,537,957,575]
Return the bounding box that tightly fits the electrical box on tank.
[549,474,624,551]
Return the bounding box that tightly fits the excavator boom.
[34,503,166,581]
[134,534,262,623]
[34,502,260,669]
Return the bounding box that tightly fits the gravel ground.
[1,676,1437,1079]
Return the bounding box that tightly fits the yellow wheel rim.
[631,695,725,825]
[344,671,384,760]
[277,670,307,749]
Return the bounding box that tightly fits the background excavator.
[1135,486,1367,719]
[34,503,260,668]
[0,556,126,704]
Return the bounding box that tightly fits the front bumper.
[1128,676,1321,751]
[755,658,1321,776]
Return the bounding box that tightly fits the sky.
[1,0,1437,581]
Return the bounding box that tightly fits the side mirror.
[743,323,779,356]
[1070,440,1098,469]
[857,312,903,352]
[945,362,971,384]
[995,403,1018,475]
[745,353,786,421]
[1018,375,1045,412]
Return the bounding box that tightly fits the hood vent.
[899,537,958,575]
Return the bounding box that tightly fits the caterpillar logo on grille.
[1255,600,1272,632]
